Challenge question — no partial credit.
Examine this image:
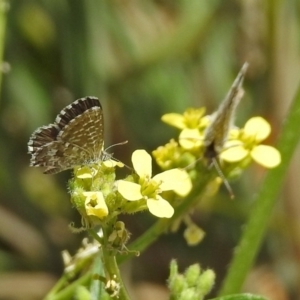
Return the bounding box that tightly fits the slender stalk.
[0,0,8,99]
[44,274,78,299]
[45,273,91,300]
[99,228,131,300]
[219,83,300,295]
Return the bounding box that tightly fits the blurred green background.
[1,1,300,299]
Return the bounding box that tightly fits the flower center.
[139,176,162,199]
[240,131,259,150]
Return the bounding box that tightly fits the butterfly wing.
[28,97,104,174]
[204,63,248,162]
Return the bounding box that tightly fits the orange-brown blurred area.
[0,1,300,299]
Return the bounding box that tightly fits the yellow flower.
[152,139,196,170]
[74,159,123,179]
[84,191,108,219]
[152,139,182,170]
[117,150,192,218]
[162,108,211,150]
[179,128,204,150]
[161,107,207,129]
[220,117,281,168]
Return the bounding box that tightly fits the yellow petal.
[251,145,281,168]
[84,192,108,219]
[228,128,240,139]
[153,169,192,196]
[132,149,152,177]
[179,128,203,149]
[117,180,143,201]
[161,113,186,129]
[103,159,124,168]
[75,166,96,178]
[220,144,249,162]
[83,191,95,197]
[244,117,271,142]
[147,197,174,218]
[77,172,93,179]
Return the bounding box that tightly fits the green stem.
[100,228,131,300]
[88,228,103,244]
[44,274,74,299]
[0,0,8,99]
[218,83,300,295]
[45,272,91,300]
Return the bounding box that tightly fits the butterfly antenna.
[105,140,128,152]
[104,141,133,171]
[212,158,235,199]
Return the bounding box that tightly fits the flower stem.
[99,228,131,300]
[45,272,91,300]
[0,0,8,99]
[218,83,300,295]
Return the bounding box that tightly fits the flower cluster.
[69,150,192,231]
[70,160,124,229]
[154,108,281,176]
[68,105,281,249]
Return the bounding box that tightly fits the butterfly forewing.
[54,97,101,130]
